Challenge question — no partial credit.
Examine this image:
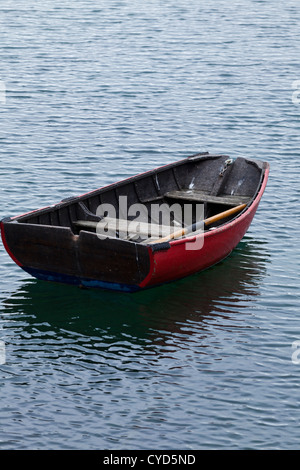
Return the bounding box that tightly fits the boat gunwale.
[1,156,269,248]
[4,153,249,223]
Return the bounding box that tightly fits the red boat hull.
[140,165,269,289]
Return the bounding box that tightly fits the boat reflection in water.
[2,236,269,352]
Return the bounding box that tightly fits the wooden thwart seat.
[74,217,174,238]
[165,190,250,206]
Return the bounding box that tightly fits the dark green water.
[0,0,299,449]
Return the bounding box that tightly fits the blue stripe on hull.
[22,267,141,293]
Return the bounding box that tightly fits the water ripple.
[1,0,300,450]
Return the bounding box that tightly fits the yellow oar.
[149,203,247,244]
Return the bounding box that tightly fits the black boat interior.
[16,154,265,243]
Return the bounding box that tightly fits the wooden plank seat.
[165,190,250,206]
[73,217,174,239]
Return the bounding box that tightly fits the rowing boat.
[0,152,269,292]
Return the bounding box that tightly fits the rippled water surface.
[0,0,300,450]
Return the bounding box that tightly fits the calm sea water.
[0,0,300,450]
